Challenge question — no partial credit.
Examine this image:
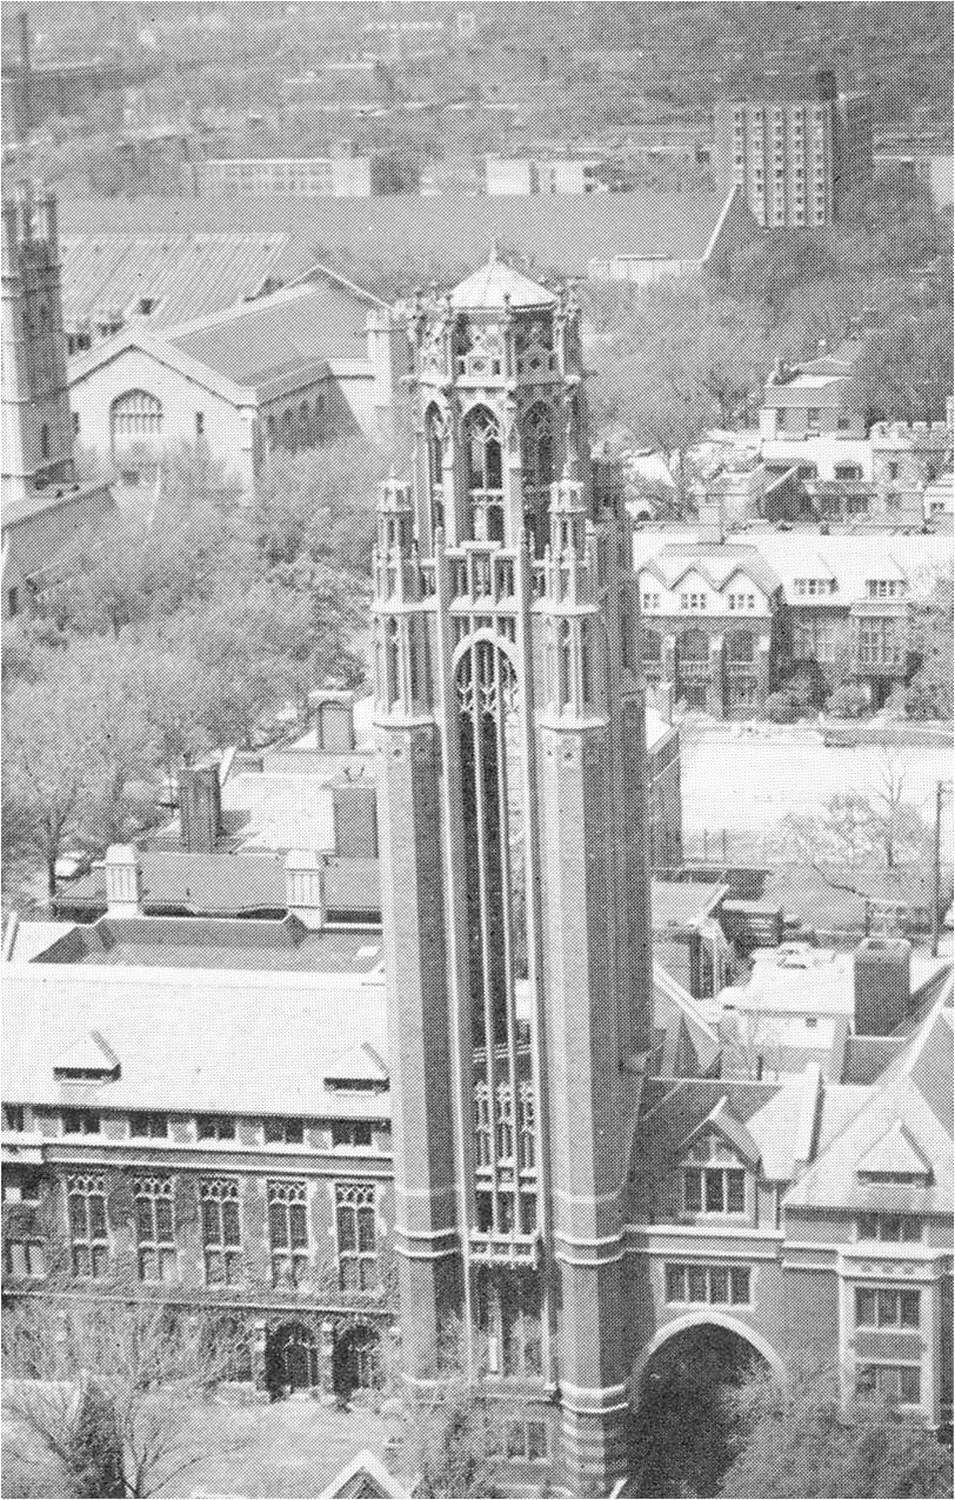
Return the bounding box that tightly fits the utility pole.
[931,780,951,958]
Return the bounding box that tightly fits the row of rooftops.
[5,901,950,1216]
[632,524,952,609]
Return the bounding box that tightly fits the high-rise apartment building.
[714,71,872,228]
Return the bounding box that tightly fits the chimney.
[697,497,725,545]
[312,690,355,752]
[285,850,326,930]
[104,845,142,917]
[178,764,221,853]
[853,937,911,1036]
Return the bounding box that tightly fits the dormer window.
[53,1031,120,1084]
[684,1142,746,1215]
[856,1122,932,1187]
[324,1042,389,1096]
[679,1100,759,1218]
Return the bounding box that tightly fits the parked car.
[53,851,93,883]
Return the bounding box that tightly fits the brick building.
[3,258,951,1497]
[713,70,872,228]
[634,519,953,715]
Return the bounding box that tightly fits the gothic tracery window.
[520,402,554,554]
[462,405,503,540]
[425,402,445,533]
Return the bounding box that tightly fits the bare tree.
[2,1300,247,1499]
[774,743,932,902]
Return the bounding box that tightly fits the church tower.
[2,182,76,509]
[373,254,652,1494]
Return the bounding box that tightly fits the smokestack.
[853,937,911,1036]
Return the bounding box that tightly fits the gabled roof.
[784,990,953,1212]
[4,956,390,1120]
[165,277,379,381]
[319,1449,408,1500]
[678,1094,761,1166]
[58,230,295,331]
[643,541,782,598]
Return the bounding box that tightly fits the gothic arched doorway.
[629,1319,773,1497]
[332,1322,380,1399]
[676,627,710,711]
[266,1322,318,1397]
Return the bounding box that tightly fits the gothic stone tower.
[1,183,76,510]
[373,255,653,1495]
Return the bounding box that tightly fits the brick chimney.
[285,850,326,930]
[311,691,356,752]
[104,845,142,918]
[697,497,725,546]
[179,764,221,853]
[853,937,911,1036]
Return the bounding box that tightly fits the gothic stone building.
[3,260,953,1497]
[1,184,114,620]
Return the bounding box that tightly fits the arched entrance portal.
[266,1322,318,1397]
[629,1318,775,1497]
[332,1323,381,1400]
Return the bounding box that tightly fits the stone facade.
[372,257,653,1495]
[2,1100,397,1401]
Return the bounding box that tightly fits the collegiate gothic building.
[2,257,952,1499]
[372,254,654,1492]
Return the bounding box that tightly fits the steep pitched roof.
[166,277,379,380]
[449,252,557,311]
[784,991,953,1213]
[679,1094,762,1166]
[58,231,294,331]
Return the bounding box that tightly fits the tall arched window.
[425,403,444,533]
[282,410,294,451]
[299,400,311,446]
[39,422,49,459]
[462,405,503,541]
[110,390,163,447]
[520,402,554,554]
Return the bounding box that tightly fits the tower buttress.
[1,182,76,510]
[374,255,652,1494]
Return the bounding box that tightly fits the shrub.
[764,690,801,724]
[827,684,869,719]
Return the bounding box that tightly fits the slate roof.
[58,189,743,281]
[642,541,782,598]
[3,961,390,1120]
[165,277,381,381]
[783,991,953,1213]
[58,231,295,331]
